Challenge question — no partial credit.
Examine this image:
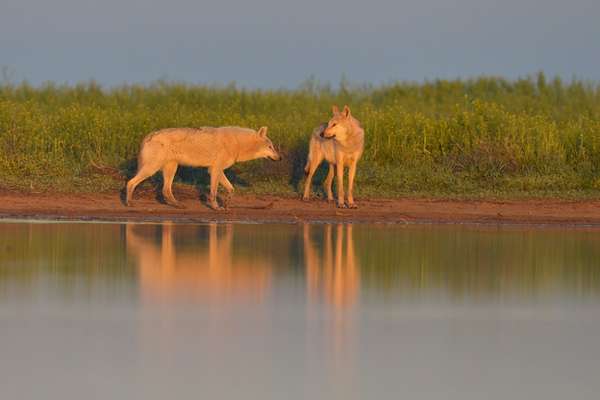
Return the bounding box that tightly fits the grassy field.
[1,73,600,199]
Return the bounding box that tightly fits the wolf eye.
[331,123,337,127]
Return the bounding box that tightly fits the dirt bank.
[2,187,600,226]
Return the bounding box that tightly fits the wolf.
[125,126,281,210]
[302,105,365,208]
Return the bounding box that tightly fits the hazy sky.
[1,0,599,87]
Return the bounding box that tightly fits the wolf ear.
[258,126,268,137]
[332,105,340,115]
[342,105,351,118]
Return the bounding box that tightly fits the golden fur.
[126,126,280,210]
[303,105,365,208]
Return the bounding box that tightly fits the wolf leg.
[125,164,161,206]
[336,158,346,208]
[303,157,322,201]
[219,172,234,209]
[161,161,184,208]
[347,160,358,208]
[208,167,224,210]
[324,163,335,202]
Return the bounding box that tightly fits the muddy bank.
[3,187,600,226]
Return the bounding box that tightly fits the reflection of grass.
[353,225,600,298]
[1,73,600,198]
[2,222,600,300]
[0,223,135,295]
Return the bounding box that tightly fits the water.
[1,220,600,400]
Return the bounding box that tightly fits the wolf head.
[321,105,353,141]
[255,127,281,161]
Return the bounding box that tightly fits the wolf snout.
[320,129,335,139]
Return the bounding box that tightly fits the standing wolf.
[303,105,365,208]
[126,126,280,210]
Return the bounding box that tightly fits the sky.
[1,0,599,88]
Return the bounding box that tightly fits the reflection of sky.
[2,0,599,86]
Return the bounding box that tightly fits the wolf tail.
[304,124,325,175]
[304,143,314,175]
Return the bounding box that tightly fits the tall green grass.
[1,73,600,198]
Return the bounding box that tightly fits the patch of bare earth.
[2,186,600,226]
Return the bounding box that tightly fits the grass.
[1,72,600,199]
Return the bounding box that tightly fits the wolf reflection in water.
[125,222,360,307]
[125,222,360,397]
[303,224,360,308]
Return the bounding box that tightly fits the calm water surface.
[1,221,599,399]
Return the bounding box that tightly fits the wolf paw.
[347,202,358,209]
[337,202,347,209]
